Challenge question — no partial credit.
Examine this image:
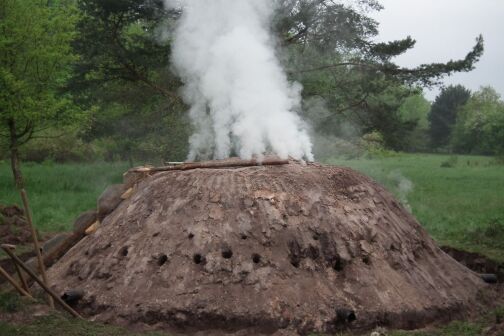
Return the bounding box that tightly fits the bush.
[19,133,99,163]
[441,155,459,168]
[360,131,398,158]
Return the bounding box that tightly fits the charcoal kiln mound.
[46,160,486,335]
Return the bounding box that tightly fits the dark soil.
[442,246,504,282]
[0,204,32,246]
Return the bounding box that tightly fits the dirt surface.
[0,204,32,246]
[46,161,489,335]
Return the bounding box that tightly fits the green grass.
[0,315,169,336]
[326,153,504,262]
[0,161,128,233]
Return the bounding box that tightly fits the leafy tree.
[68,0,191,163]
[397,93,431,152]
[428,85,471,149]
[71,0,181,101]
[399,94,431,129]
[0,0,84,189]
[452,86,504,155]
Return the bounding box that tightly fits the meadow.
[1,154,503,261]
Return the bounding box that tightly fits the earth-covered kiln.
[46,159,485,335]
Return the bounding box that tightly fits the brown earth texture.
[46,160,488,335]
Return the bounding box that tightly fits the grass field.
[0,161,129,232]
[1,154,503,260]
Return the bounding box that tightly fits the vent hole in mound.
[188,233,194,239]
[222,248,233,259]
[158,254,168,266]
[252,253,261,264]
[362,256,371,265]
[336,309,357,324]
[333,258,344,272]
[290,257,301,268]
[241,234,248,240]
[119,246,129,257]
[193,254,205,265]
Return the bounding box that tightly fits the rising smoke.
[164,0,314,161]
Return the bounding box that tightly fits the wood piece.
[0,264,33,298]
[132,158,290,173]
[19,188,54,308]
[1,246,82,319]
[85,221,99,235]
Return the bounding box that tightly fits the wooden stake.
[0,265,33,299]
[19,188,54,308]
[1,246,82,319]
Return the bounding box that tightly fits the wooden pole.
[2,244,30,294]
[19,188,54,308]
[132,158,290,173]
[12,260,30,293]
[1,246,82,319]
[0,265,33,299]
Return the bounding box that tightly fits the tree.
[452,86,504,155]
[70,0,181,102]
[398,93,431,151]
[428,85,471,149]
[274,1,483,149]
[0,0,84,189]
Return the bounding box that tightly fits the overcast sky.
[372,0,504,101]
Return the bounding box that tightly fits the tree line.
[1,0,499,187]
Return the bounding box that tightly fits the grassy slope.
[0,161,129,233]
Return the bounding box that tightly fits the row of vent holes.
[121,245,362,270]
[193,252,261,264]
[119,246,260,266]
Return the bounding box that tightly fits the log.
[132,158,290,173]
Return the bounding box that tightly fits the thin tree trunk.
[8,118,24,190]
[7,118,54,308]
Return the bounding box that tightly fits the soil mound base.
[46,161,485,335]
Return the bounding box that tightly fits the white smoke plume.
[164,0,314,161]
